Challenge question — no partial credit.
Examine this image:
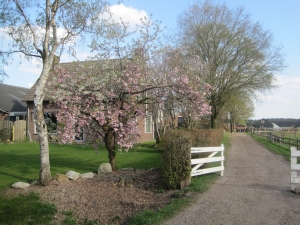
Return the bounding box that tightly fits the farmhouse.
[22,60,154,143]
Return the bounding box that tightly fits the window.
[145,115,152,133]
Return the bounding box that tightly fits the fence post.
[220,149,224,177]
[291,147,300,193]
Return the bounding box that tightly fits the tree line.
[247,119,300,128]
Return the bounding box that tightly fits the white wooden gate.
[291,146,300,192]
[191,144,225,177]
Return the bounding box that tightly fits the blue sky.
[3,0,300,120]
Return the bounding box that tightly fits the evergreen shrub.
[160,130,192,189]
[160,128,224,189]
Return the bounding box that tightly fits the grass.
[0,133,231,225]
[273,132,300,139]
[249,133,291,161]
[0,141,161,190]
[0,192,57,225]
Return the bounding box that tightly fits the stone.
[53,174,70,181]
[98,163,112,174]
[66,170,80,180]
[80,172,95,179]
[11,182,30,189]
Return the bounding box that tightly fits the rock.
[53,174,70,181]
[98,163,112,174]
[11,182,30,189]
[80,172,95,179]
[66,171,80,180]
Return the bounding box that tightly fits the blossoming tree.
[48,47,212,169]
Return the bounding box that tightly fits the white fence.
[291,147,300,192]
[191,144,225,177]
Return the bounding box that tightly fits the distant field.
[273,131,300,139]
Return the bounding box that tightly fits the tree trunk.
[210,107,218,129]
[35,67,52,185]
[230,118,235,133]
[104,128,117,170]
[153,113,161,145]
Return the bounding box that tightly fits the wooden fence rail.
[252,130,300,150]
[191,144,224,177]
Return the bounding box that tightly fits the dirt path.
[163,133,300,225]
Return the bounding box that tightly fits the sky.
[2,0,300,120]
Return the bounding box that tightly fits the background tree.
[0,0,110,185]
[224,93,254,132]
[176,0,285,128]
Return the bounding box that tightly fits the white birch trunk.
[34,61,53,185]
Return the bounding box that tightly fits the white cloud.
[104,4,148,28]
[18,64,41,76]
[275,76,300,89]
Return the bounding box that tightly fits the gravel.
[163,133,300,225]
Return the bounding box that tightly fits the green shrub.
[160,130,192,189]
[191,128,223,147]
[160,128,224,190]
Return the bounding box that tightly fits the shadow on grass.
[0,171,33,182]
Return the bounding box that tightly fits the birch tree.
[177,0,285,128]
[0,0,110,185]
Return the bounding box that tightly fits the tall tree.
[176,0,285,128]
[0,0,110,185]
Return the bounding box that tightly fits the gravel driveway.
[163,133,300,225]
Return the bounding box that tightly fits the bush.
[160,130,192,189]
[0,128,11,142]
[160,128,224,189]
[191,128,223,147]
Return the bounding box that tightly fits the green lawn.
[0,133,231,225]
[0,141,161,190]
